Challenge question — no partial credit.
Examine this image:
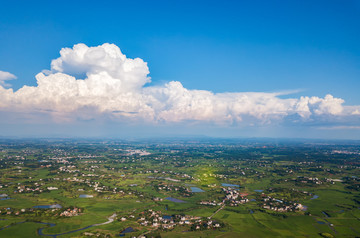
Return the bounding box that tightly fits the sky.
[0,0,360,139]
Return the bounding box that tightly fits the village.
[0,139,359,237]
[135,209,224,231]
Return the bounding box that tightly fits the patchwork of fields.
[0,139,359,237]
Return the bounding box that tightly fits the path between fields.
[1,213,118,237]
[138,228,155,238]
[37,213,117,237]
[93,213,117,226]
[209,204,225,219]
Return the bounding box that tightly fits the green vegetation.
[0,138,359,237]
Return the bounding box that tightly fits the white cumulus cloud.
[0,43,359,126]
[0,70,17,87]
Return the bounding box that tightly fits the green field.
[0,139,359,237]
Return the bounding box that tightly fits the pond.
[254,189,263,192]
[120,227,135,234]
[165,177,180,182]
[79,194,93,198]
[322,211,330,217]
[0,197,11,200]
[162,215,172,220]
[33,204,62,209]
[165,197,186,203]
[221,183,239,187]
[190,187,205,193]
[311,195,319,200]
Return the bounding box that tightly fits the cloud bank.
[0,43,359,127]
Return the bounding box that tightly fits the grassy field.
[1,140,360,237]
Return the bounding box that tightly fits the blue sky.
[0,0,360,139]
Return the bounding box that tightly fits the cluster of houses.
[190,219,224,231]
[153,197,163,201]
[332,149,360,155]
[198,186,309,214]
[0,207,28,216]
[261,196,304,212]
[83,165,100,173]
[12,176,105,195]
[124,149,151,156]
[145,169,193,180]
[82,159,103,163]
[199,200,222,206]
[59,207,81,217]
[325,178,343,184]
[222,187,249,206]
[155,183,190,196]
[200,187,249,207]
[136,209,222,230]
[8,170,118,197]
[14,183,43,194]
[58,165,79,173]
[50,157,72,164]
[294,176,323,185]
[91,182,109,192]
[0,206,82,217]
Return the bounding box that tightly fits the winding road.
[0,213,117,237]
